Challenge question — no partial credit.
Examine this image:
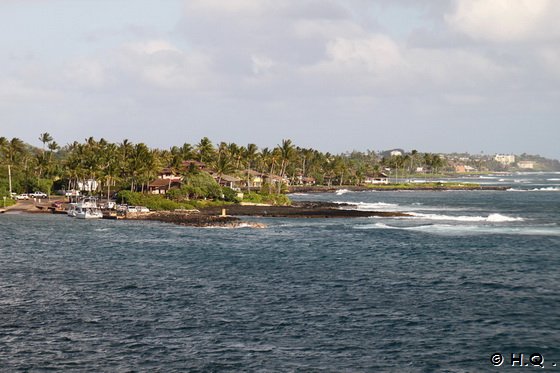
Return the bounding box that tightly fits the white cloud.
[325,35,403,72]
[445,0,560,42]
[184,0,267,16]
[64,58,107,89]
[292,19,365,40]
[125,40,181,55]
[0,78,61,102]
[537,47,560,78]
[117,40,214,90]
[251,55,275,75]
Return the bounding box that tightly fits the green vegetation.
[242,192,291,206]
[117,191,185,211]
[1,132,559,210]
[116,190,234,211]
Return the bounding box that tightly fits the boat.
[67,197,103,219]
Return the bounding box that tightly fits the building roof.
[216,174,242,182]
[366,172,388,178]
[247,169,265,177]
[148,178,182,188]
[182,160,206,169]
[159,167,176,174]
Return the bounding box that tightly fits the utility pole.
[8,164,12,195]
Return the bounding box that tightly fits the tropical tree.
[196,137,215,164]
[39,132,53,151]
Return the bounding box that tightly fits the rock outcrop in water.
[130,201,410,227]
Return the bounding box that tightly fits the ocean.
[1,172,559,372]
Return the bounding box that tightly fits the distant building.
[77,179,98,192]
[390,150,402,157]
[364,172,389,184]
[494,154,516,165]
[293,174,316,186]
[148,178,182,194]
[158,167,179,179]
[182,160,206,171]
[517,161,535,169]
[454,164,476,173]
[148,167,183,194]
[244,170,265,189]
[213,174,243,190]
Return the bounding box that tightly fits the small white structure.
[494,154,515,165]
[364,173,389,184]
[77,179,98,192]
[517,161,535,169]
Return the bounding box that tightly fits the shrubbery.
[117,190,186,211]
[242,192,291,206]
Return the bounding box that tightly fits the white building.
[77,179,98,192]
[517,161,535,169]
[494,154,515,165]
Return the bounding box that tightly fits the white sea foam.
[335,189,350,195]
[547,178,560,181]
[336,201,400,211]
[354,222,398,230]
[337,201,469,212]
[409,212,524,222]
[508,187,560,192]
[356,223,560,236]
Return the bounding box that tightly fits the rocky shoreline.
[1,200,408,228]
[199,201,410,218]
[288,185,508,193]
[122,201,410,228]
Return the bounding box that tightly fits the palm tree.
[277,139,294,177]
[214,156,234,184]
[39,132,53,151]
[244,143,258,191]
[196,137,215,164]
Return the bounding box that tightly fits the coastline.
[0,180,509,226]
[288,185,508,193]
[122,201,410,228]
[1,200,409,228]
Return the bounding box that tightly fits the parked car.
[16,194,29,200]
[30,192,48,198]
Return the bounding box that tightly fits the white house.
[77,179,98,192]
[494,154,515,165]
[364,172,389,184]
[517,161,535,169]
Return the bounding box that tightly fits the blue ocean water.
[1,173,559,372]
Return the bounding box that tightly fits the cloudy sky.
[1,0,559,158]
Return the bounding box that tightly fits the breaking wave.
[356,223,559,236]
[337,201,469,213]
[508,187,560,192]
[336,201,400,211]
[409,212,524,222]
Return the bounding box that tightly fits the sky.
[1,0,559,159]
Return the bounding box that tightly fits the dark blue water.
[1,173,559,372]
